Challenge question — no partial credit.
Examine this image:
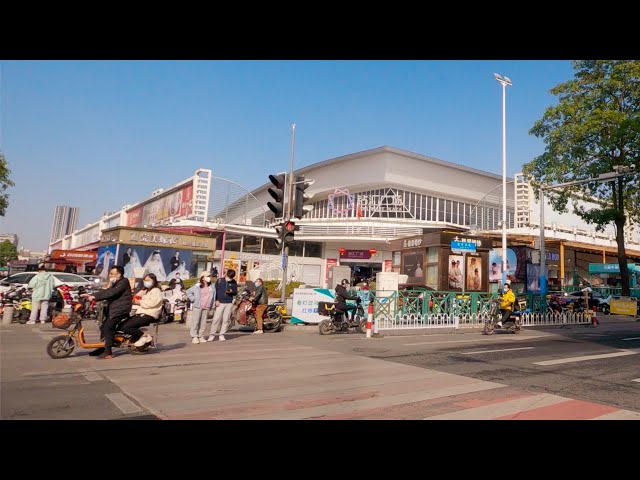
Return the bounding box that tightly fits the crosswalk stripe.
[533,350,638,366]
[461,347,534,355]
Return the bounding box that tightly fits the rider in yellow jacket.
[498,282,516,327]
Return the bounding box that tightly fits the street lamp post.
[538,168,634,297]
[494,73,512,288]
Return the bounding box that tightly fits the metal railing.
[368,289,592,331]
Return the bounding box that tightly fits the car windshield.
[54,273,89,283]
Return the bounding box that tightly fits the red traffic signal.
[285,221,296,232]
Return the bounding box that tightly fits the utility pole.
[281,123,296,303]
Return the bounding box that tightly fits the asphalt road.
[1,316,638,420]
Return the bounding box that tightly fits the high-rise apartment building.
[49,205,79,243]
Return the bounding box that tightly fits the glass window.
[288,241,303,257]
[263,237,280,255]
[242,235,261,254]
[304,242,322,258]
[427,247,438,263]
[224,233,242,252]
[427,265,438,289]
[393,251,401,266]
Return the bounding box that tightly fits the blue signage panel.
[451,241,477,253]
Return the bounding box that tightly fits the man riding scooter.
[497,280,516,328]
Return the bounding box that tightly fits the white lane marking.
[404,334,548,346]
[461,347,535,355]
[632,378,640,383]
[533,350,639,366]
[622,337,640,341]
[83,372,103,382]
[105,393,143,414]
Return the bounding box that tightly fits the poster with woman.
[466,256,482,290]
[118,246,193,281]
[96,245,117,279]
[489,248,518,283]
[402,251,425,284]
[448,255,464,289]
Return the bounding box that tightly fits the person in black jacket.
[335,278,359,321]
[207,269,238,342]
[82,265,133,359]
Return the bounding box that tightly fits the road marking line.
[83,372,103,382]
[533,350,639,366]
[404,335,548,346]
[461,347,535,355]
[632,378,640,383]
[622,337,640,341]
[105,393,143,414]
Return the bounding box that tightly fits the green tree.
[0,153,15,216]
[523,60,640,295]
[0,240,18,267]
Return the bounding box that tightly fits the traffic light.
[275,220,296,250]
[267,172,287,218]
[293,175,315,219]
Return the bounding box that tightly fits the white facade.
[50,147,640,287]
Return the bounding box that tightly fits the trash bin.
[2,306,14,325]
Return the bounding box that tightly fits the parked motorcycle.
[0,287,33,323]
[318,298,367,335]
[232,289,282,333]
[483,298,522,335]
[46,297,156,359]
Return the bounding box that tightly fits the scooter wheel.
[130,343,151,354]
[47,335,76,359]
[319,319,333,335]
[483,322,495,335]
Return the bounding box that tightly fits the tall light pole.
[280,123,296,303]
[494,73,512,288]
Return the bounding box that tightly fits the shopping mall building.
[48,146,640,293]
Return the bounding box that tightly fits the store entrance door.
[351,264,382,285]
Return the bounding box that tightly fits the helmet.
[340,279,349,286]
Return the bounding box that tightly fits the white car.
[0,272,95,293]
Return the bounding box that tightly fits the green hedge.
[264,280,302,298]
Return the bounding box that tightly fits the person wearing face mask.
[207,268,238,342]
[82,265,133,359]
[121,273,163,347]
[498,281,516,328]
[250,277,268,334]
[187,273,216,344]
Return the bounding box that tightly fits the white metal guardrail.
[374,311,591,331]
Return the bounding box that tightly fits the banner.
[118,244,193,281]
[127,183,194,227]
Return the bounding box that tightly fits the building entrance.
[350,264,382,285]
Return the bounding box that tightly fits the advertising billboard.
[127,183,194,227]
[118,245,194,281]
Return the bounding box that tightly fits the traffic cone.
[592,306,598,327]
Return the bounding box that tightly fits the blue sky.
[0,60,575,250]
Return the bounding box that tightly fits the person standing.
[251,277,268,334]
[121,273,163,347]
[207,269,238,342]
[187,274,215,344]
[82,265,133,359]
[169,251,180,272]
[27,264,56,324]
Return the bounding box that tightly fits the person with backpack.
[207,269,238,342]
